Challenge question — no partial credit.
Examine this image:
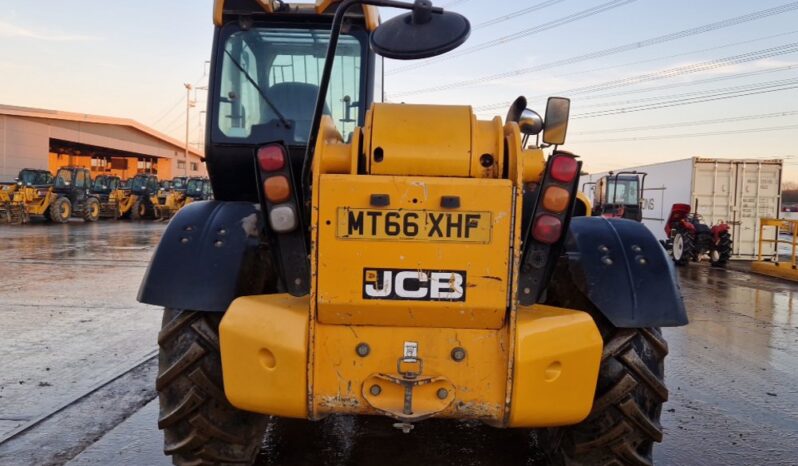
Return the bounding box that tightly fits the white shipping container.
[582,157,783,259]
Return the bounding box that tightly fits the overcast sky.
[0,0,796,180]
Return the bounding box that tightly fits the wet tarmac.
[0,221,164,440]
[2,221,798,465]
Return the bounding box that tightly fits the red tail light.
[550,156,578,183]
[258,145,286,172]
[532,214,562,244]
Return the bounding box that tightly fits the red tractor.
[665,202,732,267]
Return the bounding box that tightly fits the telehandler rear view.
[91,174,124,218]
[139,1,687,464]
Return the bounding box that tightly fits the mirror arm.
[301,0,440,218]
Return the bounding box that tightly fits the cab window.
[216,26,367,145]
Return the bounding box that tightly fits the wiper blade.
[223,49,292,130]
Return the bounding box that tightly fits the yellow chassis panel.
[316,175,514,329]
[219,295,309,418]
[219,295,602,427]
[751,260,798,282]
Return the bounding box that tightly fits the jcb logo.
[363,268,466,302]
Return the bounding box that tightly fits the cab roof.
[214,0,379,30]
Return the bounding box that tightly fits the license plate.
[337,208,491,243]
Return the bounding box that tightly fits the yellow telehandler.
[0,169,54,223]
[139,1,686,464]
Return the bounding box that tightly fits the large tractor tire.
[541,267,669,465]
[157,309,268,465]
[541,326,667,466]
[670,229,694,266]
[131,199,147,220]
[710,231,732,268]
[49,197,72,223]
[84,198,100,222]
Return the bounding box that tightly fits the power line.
[575,77,798,110]
[441,0,470,8]
[391,1,798,97]
[149,71,206,128]
[572,64,798,102]
[388,0,637,75]
[150,95,186,127]
[474,79,798,119]
[570,80,798,119]
[473,0,566,30]
[474,41,798,111]
[555,30,798,81]
[571,110,798,135]
[571,124,798,143]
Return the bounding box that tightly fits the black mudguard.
[138,201,274,313]
[562,217,688,328]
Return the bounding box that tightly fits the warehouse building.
[0,104,206,182]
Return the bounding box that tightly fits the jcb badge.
[363,268,466,301]
[338,208,491,243]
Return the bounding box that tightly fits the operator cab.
[16,169,54,187]
[593,172,645,221]
[54,167,92,194]
[130,174,160,196]
[207,3,377,201]
[171,177,188,193]
[186,177,213,200]
[91,175,121,195]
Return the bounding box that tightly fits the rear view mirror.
[518,109,543,136]
[505,96,543,136]
[543,97,571,145]
[370,1,471,60]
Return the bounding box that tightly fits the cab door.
[72,170,89,206]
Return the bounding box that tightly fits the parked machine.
[2,167,99,223]
[125,174,161,220]
[137,2,686,465]
[0,169,54,223]
[91,175,125,218]
[588,171,646,221]
[44,167,101,223]
[183,177,213,204]
[153,176,193,219]
[665,201,732,267]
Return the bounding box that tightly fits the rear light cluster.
[255,144,310,296]
[258,145,298,233]
[531,154,579,244]
[519,151,582,305]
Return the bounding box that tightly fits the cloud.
[0,19,99,41]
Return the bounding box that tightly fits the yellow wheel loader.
[91,174,125,219]
[3,167,99,224]
[120,174,162,220]
[139,1,687,464]
[0,169,54,223]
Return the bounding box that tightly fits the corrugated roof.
[0,104,204,159]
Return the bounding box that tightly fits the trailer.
[582,157,783,259]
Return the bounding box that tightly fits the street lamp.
[183,83,193,177]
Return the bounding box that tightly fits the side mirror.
[370,0,471,60]
[518,109,543,136]
[543,97,571,145]
[505,96,543,136]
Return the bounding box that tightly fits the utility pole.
[184,83,193,177]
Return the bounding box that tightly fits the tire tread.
[157,309,267,465]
